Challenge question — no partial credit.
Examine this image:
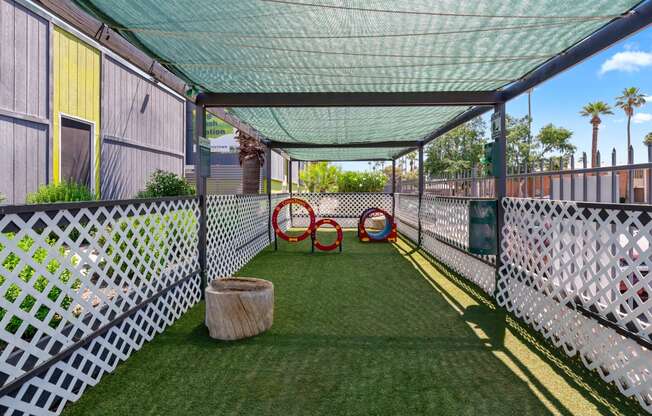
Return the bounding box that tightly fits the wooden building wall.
[0,0,49,204]
[100,56,185,199]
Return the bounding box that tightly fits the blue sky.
[338,26,652,172]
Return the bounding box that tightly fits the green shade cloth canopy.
[283,147,411,161]
[76,0,641,160]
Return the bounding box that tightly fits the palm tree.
[406,153,417,171]
[235,130,266,194]
[645,132,652,146]
[615,87,647,150]
[580,101,613,167]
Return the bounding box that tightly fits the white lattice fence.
[395,193,420,242]
[291,193,393,228]
[395,193,496,295]
[497,197,652,411]
[0,198,201,415]
[271,193,291,234]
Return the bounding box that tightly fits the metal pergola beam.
[270,140,418,149]
[197,91,503,107]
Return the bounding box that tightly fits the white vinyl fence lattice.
[497,197,652,411]
[0,197,201,415]
[291,193,393,228]
[395,193,496,295]
[205,194,289,282]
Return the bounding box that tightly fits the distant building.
[185,111,305,194]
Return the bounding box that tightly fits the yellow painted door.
[53,27,101,197]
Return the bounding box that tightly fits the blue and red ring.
[359,208,394,241]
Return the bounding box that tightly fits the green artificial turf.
[62,231,642,416]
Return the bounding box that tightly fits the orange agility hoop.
[311,218,343,252]
[272,198,315,242]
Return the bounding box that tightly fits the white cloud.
[632,113,652,124]
[599,51,652,74]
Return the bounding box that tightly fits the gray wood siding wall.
[0,0,49,204]
[101,56,185,199]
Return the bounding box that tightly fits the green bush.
[299,162,340,193]
[26,181,94,204]
[137,170,195,198]
[337,171,387,193]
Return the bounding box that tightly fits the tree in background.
[580,101,613,167]
[299,162,340,192]
[535,124,576,167]
[506,117,575,169]
[506,115,532,169]
[645,132,652,146]
[236,130,266,194]
[424,118,487,176]
[616,87,647,151]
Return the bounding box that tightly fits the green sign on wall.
[468,200,497,255]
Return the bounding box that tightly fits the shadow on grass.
[395,237,644,416]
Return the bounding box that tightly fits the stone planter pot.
[205,278,274,341]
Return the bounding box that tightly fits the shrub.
[299,162,340,193]
[337,171,387,193]
[26,181,94,204]
[137,170,195,198]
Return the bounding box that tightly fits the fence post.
[648,144,652,204]
[539,159,544,198]
[266,146,272,244]
[570,154,575,200]
[628,145,634,203]
[494,103,507,300]
[612,148,618,203]
[418,144,424,247]
[596,151,602,202]
[288,158,293,227]
[392,159,396,217]
[559,156,564,200]
[582,152,588,201]
[194,104,208,296]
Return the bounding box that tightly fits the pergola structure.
[2,2,652,415]
[66,0,652,287]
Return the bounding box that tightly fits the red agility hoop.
[272,198,315,242]
[312,218,343,251]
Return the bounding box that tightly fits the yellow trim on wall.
[52,27,101,197]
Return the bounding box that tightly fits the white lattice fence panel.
[0,198,201,415]
[206,194,280,281]
[418,195,495,295]
[420,234,496,295]
[420,195,469,248]
[292,193,392,228]
[395,193,420,243]
[497,197,652,411]
[271,193,290,234]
